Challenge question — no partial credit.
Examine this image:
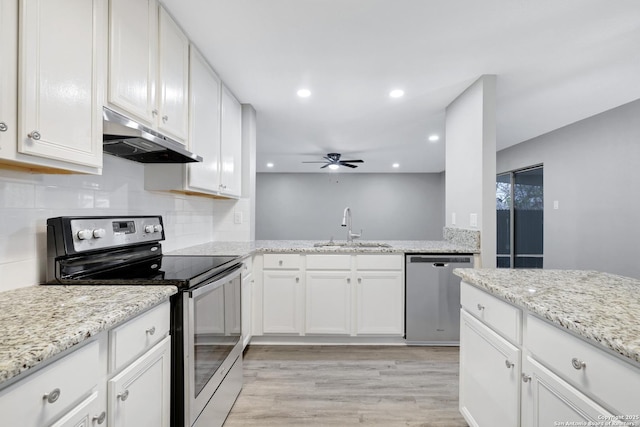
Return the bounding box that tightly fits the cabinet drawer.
[306,254,351,270]
[109,301,170,372]
[460,282,522,344]
[263,254,301,269]
[0,340,99,427]
[355,254,402,270]
[526,314,640,416]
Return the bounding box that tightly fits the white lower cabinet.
[262,270,302,334]
[459,310,521,427]
[107,336,171,427]
[355,271,403,335]
[256,253,404,339]
[0,302,171,427]
[459,281,639,427]
[305,271,352,335]
[521,356,620,427]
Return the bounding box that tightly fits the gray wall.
[497,99,640,279]
[256,173,445,240]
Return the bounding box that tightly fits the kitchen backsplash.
[0,155,250,291]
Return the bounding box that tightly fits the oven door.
[184,265,242,426]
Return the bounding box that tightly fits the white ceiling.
[162,0,640,173]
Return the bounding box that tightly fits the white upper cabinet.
[187,47,222,192]
[220,85,242,197]
[108,0,189,143]
[157,6,189,141]
[0,0,105,174]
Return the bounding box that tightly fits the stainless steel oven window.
[185,267,242,425]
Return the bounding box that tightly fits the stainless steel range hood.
[102,107,202,163]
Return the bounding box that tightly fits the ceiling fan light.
[328,164,340,170]
[297,89,311,98]
[389,89,404,98]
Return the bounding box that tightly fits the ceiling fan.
[302,152,364,169]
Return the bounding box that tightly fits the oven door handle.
[188,264,242,298]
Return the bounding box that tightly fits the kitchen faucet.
[341,207,361,243]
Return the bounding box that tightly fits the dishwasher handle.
[408,256,472,264]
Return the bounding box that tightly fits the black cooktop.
[50,254,240,288]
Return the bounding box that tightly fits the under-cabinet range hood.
[102,107,202,163]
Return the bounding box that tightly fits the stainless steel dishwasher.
[405,254,474,345]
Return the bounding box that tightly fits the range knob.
[144,225,155,233]
[77,229,93,240]
[154,224,163,233]
[93,228,106,238]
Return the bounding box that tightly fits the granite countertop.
[167,240,478,256]
[0,285,177,387]
[453,268,640,365]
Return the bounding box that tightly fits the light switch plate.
[470,213,478,227]
[234,212,243,224]
[452,212,456,225]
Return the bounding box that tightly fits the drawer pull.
[571,358,586,370]
[43,388,61,404]
[279,260,283,266]
[93,411,106,424]
[28,130,41,140]
[118,390,130,401]
[477,304,485,311]
[295,277,300,283]
[146,326,156,336]
[521,373,532,383]
[505,360,514,369]
[0,122,7,132]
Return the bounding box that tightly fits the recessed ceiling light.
[328,164,339,170]
[392,163,400,168]
[266,162,274,168]
[389,89,404,98]
[428,134,440,142]
[297,89,311,98]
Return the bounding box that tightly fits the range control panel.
[48,216,165,254]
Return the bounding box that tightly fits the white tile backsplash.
[0,155,250,292]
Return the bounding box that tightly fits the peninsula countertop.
[167,239,479,257]
[453,268,640,365]
[0,285,177,388]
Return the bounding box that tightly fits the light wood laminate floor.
[225,345,468,426]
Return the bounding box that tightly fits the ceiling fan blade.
[341,163,358,168]
[339,159,363,163]
[320,164,330,169]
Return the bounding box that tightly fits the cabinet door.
[459,310,520,427]
[51,391,103,427]
[521,356,622,427]
[355,271,403,335]
[305,271,352,335]
[108,0,157,125]
[262,271,301,334]
[241,271,253,349]
[187,47,222,192]
[220,85,242,197]
[108,336,171,427]
[0,0,17,156]
[19,0,104,168]
[157,6,189,142]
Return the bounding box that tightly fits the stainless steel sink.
[313,241,392,248]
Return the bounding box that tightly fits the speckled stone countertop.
[453,268,640,365]
[168,240,478,256]
[0,285,177,387]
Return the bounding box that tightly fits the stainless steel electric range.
[45,215,243,427]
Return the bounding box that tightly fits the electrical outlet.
[553,200,559,210]
[234,212,243,224]
[470,213,478,227]
[452,212,456,225]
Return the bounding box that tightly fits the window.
[496,166,543,268]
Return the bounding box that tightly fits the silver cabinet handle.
[295,277,300,283]
[347,277,351,283]
[152,109,158,116]
[357,277,362,283]
[93,411,106,424]
[477,304,485,311]
[162,115,168,123]
[28,130,41,140]
[0,122,7,132]
[146,326,156,335]
[278,260,283,266]
[118,390,129,401]
[521,373,532,383]
[571,358,586,370]
[43,388,61,404]
[505,360,514,369]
